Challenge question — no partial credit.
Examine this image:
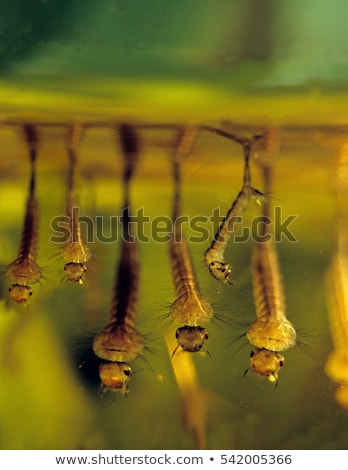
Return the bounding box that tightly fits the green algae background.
[0,0,348,450]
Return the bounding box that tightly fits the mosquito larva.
[244,158,296,385]
[170,236,213,356]
[325,142,348,409]
[92,124,144,395]
[245,239,296,384]
[61,124,91,284]
[325,255,348,409]
[92,218,144,394]
[203,131,263,284]
[169,126,214,356]
[6,125,42,304]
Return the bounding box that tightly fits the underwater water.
[0,120,347,450]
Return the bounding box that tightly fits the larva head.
[174,326,209,354]
[8,284,33,304]
[245,348,284,384]
[99,362,132,396]
[209,261,232,282]
[204,249,233,283]
[64,262,87,284]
